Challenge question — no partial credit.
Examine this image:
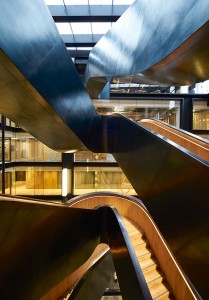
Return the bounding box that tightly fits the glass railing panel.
[74,151,115,162]
[92,98,181,127]
[10,133,61,162]
[74,166,136,195]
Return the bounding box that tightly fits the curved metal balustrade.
[85,0,209,96]
[0,196,152,300]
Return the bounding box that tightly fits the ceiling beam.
[110,93,209,99]
[65,42,96,47]
[53,15,119,22]
[68,50,90,58]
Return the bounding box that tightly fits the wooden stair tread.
[134,241,150,250]
[122,217,144,233]
[149,279,172,300]
[123,221,138,228]
[156,292,175,300]
[127,228,141,235]
[130,234,148,246]
[128,230,144,238]
[143,267,165,284]
[123,223,142,232]
[122,216,175,300]
[135,245,153,257]
[138,255,158,270]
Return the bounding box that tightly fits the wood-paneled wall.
[26,171,58,189]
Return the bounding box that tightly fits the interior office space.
[1,89,209,198]
[0,0,209,299]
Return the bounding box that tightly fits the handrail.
[66,191,202,300]
[144,118,209,145]
[140,118,209,161]
[0,196,152,300]
[101,205,152,300]
[68,191,147,209]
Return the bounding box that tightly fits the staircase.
[60,217,176,300]
[122,217,175,300]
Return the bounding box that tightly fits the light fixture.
[62,168,68,197]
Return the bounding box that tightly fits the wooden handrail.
[67,192,201,300]
[140,119,209,162]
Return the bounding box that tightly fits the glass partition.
[7,166,62,196]
[0,138,11,162]
[92,99,180,127]
[193,100,209,130]
[11,133,61,162]
[74,151,115,162]
[193,100,209,140]
[0,115,17,128]
[74,166,136,195]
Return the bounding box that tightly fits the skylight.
[55,22,72,34]
[55,22,115,36]
[44,0,63,5]
[113,0,135,4]
[44,0,135,5]
[71,22,92,35]
[89,0,112,4]
[76,47,93,50]
[92,22,112,34]
[64,0,88,4]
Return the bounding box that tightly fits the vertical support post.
[180,97,193,132]
[1,115,6,194]
[62,153,74,202]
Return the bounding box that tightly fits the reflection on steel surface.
[85,0,209,94]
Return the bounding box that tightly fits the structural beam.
[61,34,103,44]
[53,15,119,22]
[65,42,96,47]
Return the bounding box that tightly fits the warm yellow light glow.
[62,168,68,197]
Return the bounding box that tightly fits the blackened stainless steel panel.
[0,0,99,151]
[0,198,149,300]
[85,0,209,96]
[68,251,115,300]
